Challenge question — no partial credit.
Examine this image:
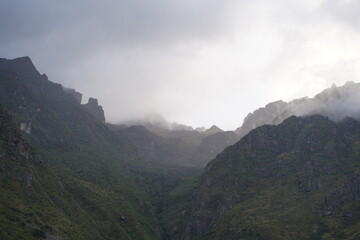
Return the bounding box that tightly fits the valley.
[1,56,360,240]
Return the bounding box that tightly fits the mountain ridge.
[171,114,360,239]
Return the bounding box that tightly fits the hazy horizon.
[1,0,360,130]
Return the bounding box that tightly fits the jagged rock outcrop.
[235,100,287,137]
[321,173,360,216]
[0,56,40,80]
[82,97,105,122]
[236,81,360,138]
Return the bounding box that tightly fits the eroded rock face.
[321,173,360,216]
[20,121,31,134]
[82,97,105,122]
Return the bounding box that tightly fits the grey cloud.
[1,0,360,130]
[321,0,360,29]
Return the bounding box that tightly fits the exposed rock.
[82,97,105,122]
[20,121,31,134]
[321,173,360,216]
[0,56,40,80]
[235,81,360,139]
[172,115,357,239]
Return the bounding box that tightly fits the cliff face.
[82,97,105,122]
[170,115,360,240]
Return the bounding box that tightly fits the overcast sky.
[1,0,360,130]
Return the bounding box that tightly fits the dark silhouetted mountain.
[170,115,360,240]
[0,56,41,80]
[82,97,105,122]
[0,56,167,239]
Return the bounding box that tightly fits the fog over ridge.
[236,81,360,137]
[1,0,360,130]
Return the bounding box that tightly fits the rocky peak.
[235,100,288,137]
[235,81,360,139]
[205,125,223,136]
[0,56,40,80]
[82,97,105,122]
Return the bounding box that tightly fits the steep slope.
[0,56,163,239]
[0,104,106,239]
[236,82,360,138]
[172,115,360,240]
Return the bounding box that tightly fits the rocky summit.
[235,82,360,139]
[83,97,106,122]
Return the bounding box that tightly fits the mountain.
[6,55,360,240]
[236,82,360,138]
[204,125,223,136]
[112,123,239,167]
[0,56,167,239]
[200,131,238,159]
[115,125,210,167]
[171,115,360,239]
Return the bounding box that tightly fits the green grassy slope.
[0,104,105,239]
